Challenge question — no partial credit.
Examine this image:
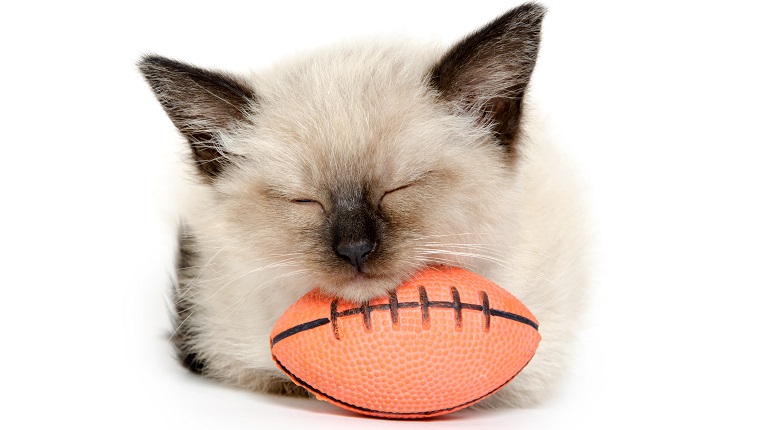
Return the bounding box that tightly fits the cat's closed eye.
[379,183,415,205]
[379,172,432,205]
[290,198,324,211]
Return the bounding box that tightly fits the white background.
[2,1,759,428]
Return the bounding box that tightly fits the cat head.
[139,3,545,302]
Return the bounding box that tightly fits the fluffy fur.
[140,3,587,408]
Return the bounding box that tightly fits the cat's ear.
[138,55,255,182]
[430,3,545,159]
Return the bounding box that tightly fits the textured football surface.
[270,266,541,419]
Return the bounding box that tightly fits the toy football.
[270,266,540,419]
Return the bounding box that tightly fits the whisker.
[216,268,312,320]
[412,245,561,295]
[169,309,194,342]
[177,256,301,300]
[173,246,225,302]
[178,257,303,312]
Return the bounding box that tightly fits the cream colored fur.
[170,39,587,408]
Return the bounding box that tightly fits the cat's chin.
[316,272,407,304]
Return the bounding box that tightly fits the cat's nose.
[335,241,376,272]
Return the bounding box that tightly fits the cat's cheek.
[289,204,326,225]
[378,193,419,220]
[382,187,439,219]
[284,211,327,238]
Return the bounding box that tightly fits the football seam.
[272,351,536,418]
[270,287,538,347]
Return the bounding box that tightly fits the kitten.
[139,3,586,408]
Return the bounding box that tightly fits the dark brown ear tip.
[491,3,547,33]
[510,2,548,21]
[136,55,154,76]
[137,53,163,66]
[136,55,192,86]
[136,55,199,79]
[137,54,172,74]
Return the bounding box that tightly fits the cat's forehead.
[247,44,459,182]
[258,42,438,101]
[256,45,438,137]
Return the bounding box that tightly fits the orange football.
[270,266,540,419]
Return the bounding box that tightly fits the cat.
[139,2,587,408]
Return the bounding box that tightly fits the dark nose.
[334,241,376,272]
